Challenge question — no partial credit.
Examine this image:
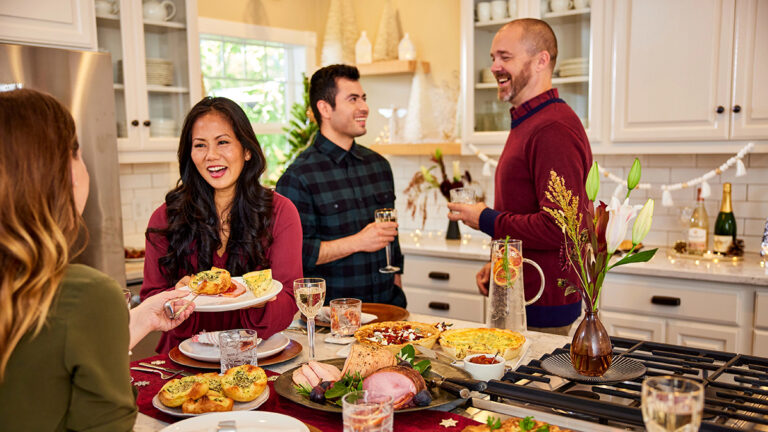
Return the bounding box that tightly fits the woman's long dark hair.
[148,97,274,285]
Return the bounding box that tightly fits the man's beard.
[497,60,532,104]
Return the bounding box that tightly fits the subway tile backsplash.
[119,153,768,254]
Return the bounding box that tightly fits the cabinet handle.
[428,301,450,310]
[131,120,139,126]
[651,296,681,306]
[143,120,151,126]
[732,105,741,113]
[428,271,450,280]
[716,106,724,114]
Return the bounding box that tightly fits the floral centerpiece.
[543,158,656,376]
[404,149,484,238]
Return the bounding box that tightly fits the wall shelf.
[357,60,430,76]
[368,142,460,155]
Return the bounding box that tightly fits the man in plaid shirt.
[276,65,406,307]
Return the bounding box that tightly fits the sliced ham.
[292,368,312,388]
[218,280,246,298]
[300,364,321,387]
[308,361,341,382]
[362,366,427,409]
[341,344,396,378]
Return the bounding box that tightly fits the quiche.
[221,364,268,402]
[189,267,231,295]
[354,321,440,354]
[439,328,526,360]
[242,269,273,297]
[461,416,570,432]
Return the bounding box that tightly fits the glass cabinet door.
[94,2,129,139]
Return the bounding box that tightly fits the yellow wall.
[197,0,461,144]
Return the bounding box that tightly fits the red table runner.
[131,354,481,431]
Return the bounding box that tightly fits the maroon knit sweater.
[479,89,593,327]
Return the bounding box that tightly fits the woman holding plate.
[141,96,303,354]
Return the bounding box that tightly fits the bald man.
[448,19,593,335]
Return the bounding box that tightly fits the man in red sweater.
[448,19,592,335]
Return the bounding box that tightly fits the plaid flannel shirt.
[276,133,404,305]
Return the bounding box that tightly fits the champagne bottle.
[713,183,737,254]
[687,187,708,254]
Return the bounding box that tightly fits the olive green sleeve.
[63,267,137,431]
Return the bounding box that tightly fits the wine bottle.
[713,183,737,254]
[687,188,708,254]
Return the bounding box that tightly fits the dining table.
[132,312,571,432]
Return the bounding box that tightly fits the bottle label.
[713,235,732,253]
[688,228,706,250]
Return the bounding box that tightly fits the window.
[198,19,316,184]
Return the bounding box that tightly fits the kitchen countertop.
[399,231,768,286]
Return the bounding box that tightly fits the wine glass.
[641,376,704,432]
[294,278,326,360]
[374,208,400,273]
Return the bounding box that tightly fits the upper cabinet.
[0,0,97,50]
[96,0,201,163]
[610,0,768,142]
[460,0,604,153]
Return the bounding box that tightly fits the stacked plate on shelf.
[145,58,174,86]
[556,57,588,77]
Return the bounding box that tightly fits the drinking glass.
[122,288,132,309]
[641,376,704,432]
[342,391,394,432]
[488,239,545,332]
[218,329,259,373]
[374,208,400,273]
[330,298,362,341]
[294,278,326,360]
[449,187,476,214]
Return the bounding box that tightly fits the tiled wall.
[120,153,768,253]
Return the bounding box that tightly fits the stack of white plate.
[557,57,588,77]
[149,118,177,137]
[146,58,174,86]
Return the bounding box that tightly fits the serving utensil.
[138,362,194,377]
[131,366,179,380]
[164,293,199,320]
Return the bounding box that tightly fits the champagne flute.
[641,376,704,432]
[375,208,400,273]
[294,278,326,360]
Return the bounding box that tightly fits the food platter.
[159,411,311,432]
[152,387,270,418]
[170,339,303,370]
[179,277,282,312]
[273,357,472,414]
[178,332,291,363]
[311,303,409,327]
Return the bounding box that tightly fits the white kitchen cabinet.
[402,254,487,323]
[459,0,604,153]
[601,311,665,342]
[95,0,201,163]
[0,0,97,50]
[610,0,768,142]
[754,291,768,356]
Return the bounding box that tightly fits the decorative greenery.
[486,416,502,430]
[396,344,432,377]
[281,73,318,169]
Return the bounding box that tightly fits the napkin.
[316,306,377,324]
[190,330,262,347]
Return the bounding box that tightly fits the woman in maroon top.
[141,97,302,354]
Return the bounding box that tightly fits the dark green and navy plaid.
[276,133,404,305]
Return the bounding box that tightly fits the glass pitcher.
[487,239,545,332]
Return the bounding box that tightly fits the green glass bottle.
[713,183,737,254]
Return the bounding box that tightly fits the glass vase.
[570,308,613,376]
[446,219,460,240]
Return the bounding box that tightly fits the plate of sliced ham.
[179,277,282,312]
[179,331,291,363]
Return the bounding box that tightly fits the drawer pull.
[428,271,450,280]
[651,296,681,306]
[429,302,450,310]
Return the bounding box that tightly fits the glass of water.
[374,208,400,274]
[330,298,362,341]
[642,376,704,432]
[218,329,259,374]
[342,391,394,432]
[449,187,476,214]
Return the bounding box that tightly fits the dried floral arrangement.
[403,149,485,228]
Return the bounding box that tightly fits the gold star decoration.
[439,418,458,428]
[133,380,151,387]
[150,360,166,365]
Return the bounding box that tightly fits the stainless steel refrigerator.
[0,43,125,286]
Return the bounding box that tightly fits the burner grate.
[483,337,768,431]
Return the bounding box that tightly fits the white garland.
[466,142,755,207]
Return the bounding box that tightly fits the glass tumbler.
[641,376,704,432]
[342,391,394,432]
[218,329,259,373]
[330,298,362,340]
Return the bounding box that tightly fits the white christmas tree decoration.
[403,63,437,143]
[373,0,399,61]
[321,0,343,66]
[378,105,407,142]
[340,0,358,64]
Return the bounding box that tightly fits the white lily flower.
[605,196,643,254]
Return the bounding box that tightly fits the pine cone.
[673,240,687,254]
[726,238,745,257]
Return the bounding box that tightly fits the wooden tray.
[169,339,302,370]
[311,302,409,327]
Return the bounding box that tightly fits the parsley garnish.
[519,416,536,431]
[486,416,502,430]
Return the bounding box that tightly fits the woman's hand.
[128,289,195,349]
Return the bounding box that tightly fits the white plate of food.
[179,332,291,363]
[180,277,282,312]
[159,409,309,432]
[152,387,270,419]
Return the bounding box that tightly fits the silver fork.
[130,366,179,380]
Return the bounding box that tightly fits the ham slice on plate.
[362,365,427,408]
[217,280,246,297]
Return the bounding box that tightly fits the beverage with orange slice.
[487,238,545,332]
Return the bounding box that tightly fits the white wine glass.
[294,278,326,360]
[641,376,704,432]
[374,208,400,274]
